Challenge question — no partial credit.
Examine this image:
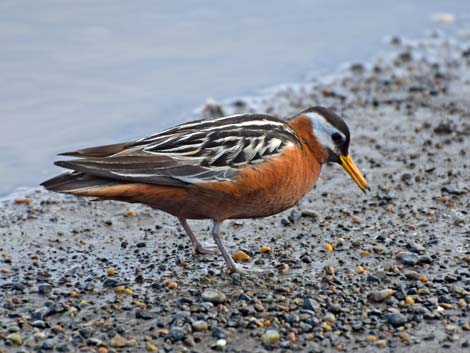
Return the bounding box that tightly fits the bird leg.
[211,221,271,276]
[211,221,240,272]
[178,218,219,254]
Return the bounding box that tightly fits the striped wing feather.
[55,114,301,186]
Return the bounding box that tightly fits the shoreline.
[1,31,470,352]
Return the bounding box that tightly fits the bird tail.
[41,172,121,194]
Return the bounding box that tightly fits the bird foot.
[194,242,219,255]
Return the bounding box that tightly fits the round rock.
[202,289,227,305]
[384,312,408,327]
[262,330,280,345]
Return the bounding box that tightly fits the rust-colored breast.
[190,143,320,220]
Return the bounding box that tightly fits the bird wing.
[55,114,302,186]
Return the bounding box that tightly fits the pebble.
[32,320,47,329]
[418,255,434,264]
[15,197,32,204]
[202,289,227,305]
[404,270,420,280]
[169,327,186,341]
[408,242,426,253]
[7,333,23,345]
[324,243,334,253]
[216,339,227,350]
[368,289,396,302]
[260,246,271,253]
[38,283,52,296]
[376,339,388,348]
[232,251,251,262]
[383,312,408,327]
[146,342,158,351]
[41,339,56,350]
[324,312,336,323]
[110,335,127,347]
[303,297,321,311]
[192,320,209,332]
[212,327,226,339]
[261,330,280,345]
[106,267,116,276]
[398,252,420,266]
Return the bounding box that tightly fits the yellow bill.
[339,155,369,193]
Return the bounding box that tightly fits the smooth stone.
[32,320,47,329]
[6,333,23,345]
[303,298,321,311]
[38,283,52,296]
[192,320,209,332]
[201,289,227,305]
[262,330,280,345]
[368,289,396,302]
[383,312,408,327]
[400,252,420,266]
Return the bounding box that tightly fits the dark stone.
[383,312,407,327]
[300,322,313,332]
[79,327,94,339]
[103,279,119,287]
[38,283,52,296]
[286,314,300,324]
[211,327,226,339]
[41,339,56,350]
[300,254,312,263]
[400,252,419,266]
[303,298,320,311]
[169,326,186,341]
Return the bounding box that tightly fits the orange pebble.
[324,243,334,253]
[164,280,178,289]
[52,325,62,332]
[232,251,251,262]
[15,197,32,204]
[260,246,271,253]
[106,267,116,276]
[98,347,108,353]
[263,320,271,327]
[127,209,136,217]
[420,276,428,283]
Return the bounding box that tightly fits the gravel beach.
[1,32,469,353]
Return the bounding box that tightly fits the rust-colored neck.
[288,115,329,165]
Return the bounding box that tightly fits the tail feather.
[58,142,130,158]
[41,172,121,194]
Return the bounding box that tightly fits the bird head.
[300,106,369,193]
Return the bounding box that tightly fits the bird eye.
[331,132,343,144]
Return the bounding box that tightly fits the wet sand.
[1,33,469,352]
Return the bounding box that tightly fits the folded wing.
[52,113,301,187]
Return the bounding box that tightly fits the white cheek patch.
[305,112,344,154]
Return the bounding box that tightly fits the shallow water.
[0,0,468,195]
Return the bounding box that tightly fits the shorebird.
[42,106,369,274]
